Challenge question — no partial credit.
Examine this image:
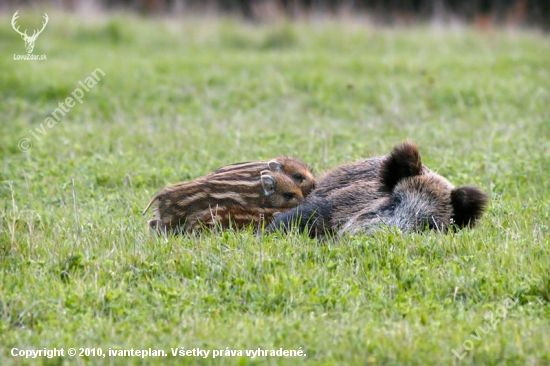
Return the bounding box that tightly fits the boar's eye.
[283,193,296,200]
[292,173,304,183]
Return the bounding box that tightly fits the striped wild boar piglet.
[206,156,316,197]
[143,157,315,233]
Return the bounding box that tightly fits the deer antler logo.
[11,11,49,54]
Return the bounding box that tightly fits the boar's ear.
[261,173,276,196]
[268,160,283,172]
[379,141,423,191]
[451,186,489,228]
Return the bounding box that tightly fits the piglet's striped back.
[143,157,315,234]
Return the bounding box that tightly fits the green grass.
[1,11,550,365]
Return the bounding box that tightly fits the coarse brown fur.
[143,157,315,233]
[266,142,489,237]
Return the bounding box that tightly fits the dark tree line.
[116,0,550,29]
[3,0,550,29]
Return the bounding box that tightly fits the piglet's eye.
[292,173,304,183]
[283,193,295,200]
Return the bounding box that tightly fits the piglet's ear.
[268,161,283,172]
[261,172,276,196]
[451,186,489,228]
[379,141,423,192]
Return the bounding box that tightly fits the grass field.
[1,12,550,365]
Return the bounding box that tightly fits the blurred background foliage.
[0,0,549,30]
